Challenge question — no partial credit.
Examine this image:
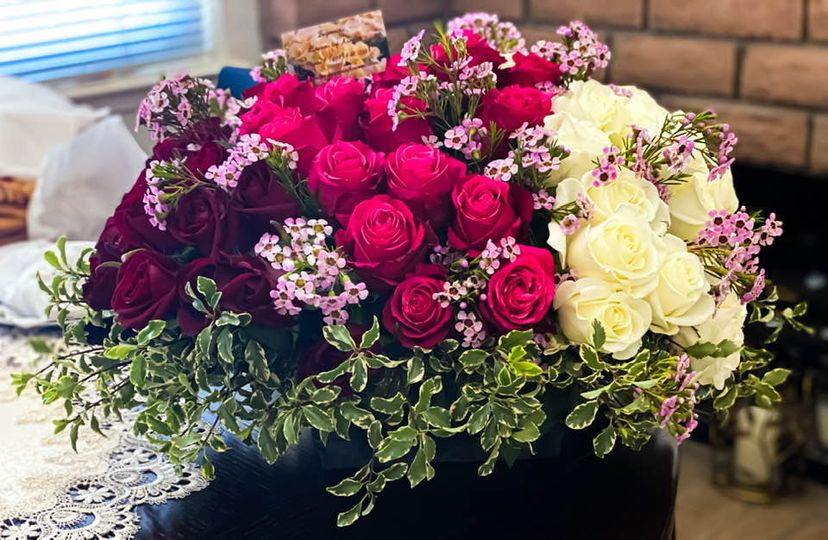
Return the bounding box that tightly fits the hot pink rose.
[360,88,433,153]
[448,175,534,251]
[255,105,329,175]
[431,30,505,69]
[498,52,562,88]
[372,54,410,89]
[335,195,436,291]
[385,143,467,227]
[316,76,367,140]
[479,246,556,332]
[308,141,385,226]
[382,265,451,349]
[481,85,552,133]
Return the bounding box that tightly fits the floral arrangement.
[18,13,809,527]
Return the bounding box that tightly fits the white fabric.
[0,76,105,178]
[0,240,93,328]
[27,115,146,243]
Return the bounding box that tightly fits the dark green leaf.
[359,317,380,350]
[593,424,617,458]
[129,356,147,386]
[323,324,356,352]
[136,320,165,346]
[565,400,598,430]
[406,357,424,384]
[304,404,335,432]
[592,320,606,350]
[326,477,364,497]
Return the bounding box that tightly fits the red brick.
[650,0,802,40]
[452,0,524,20]
[377,0,445,25]
[810,115,828,173]
[742,44,828,107]
[530,0,644,28]
[809,0,828,41]
[611,34,736,96]
[659,96,809,169]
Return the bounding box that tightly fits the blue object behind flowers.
[216,67,257,98]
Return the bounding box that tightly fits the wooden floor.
[676,442,828,540]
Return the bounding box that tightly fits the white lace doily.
[0,329,209,539]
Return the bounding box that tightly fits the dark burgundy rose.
[214,255,291,328]
[385,143,466,228]
[151,118,227,174]
[316,76,367,140]
[296,325,379,395]
[479,246,556,332]
[431,30,505,70]
[94,216,130,263]
[335,195,436,291]
[230,161,301,248]
[111,250,179,330]
[308,140,385,226]
[82,257,120,311]
[498,52,562,88]
[360,88,432,153]
[113,172,181,253]
[480,85,552,133]
[372,54,410,89]
[382,265,451,349]
[167,187,233,258]
[448,175,534,251]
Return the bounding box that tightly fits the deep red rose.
[316,76,367,140]
[111,250,179,330]
[167,187,233,258]
[256,105,329,175]
[151,118,227,174]
[385,143,466,227]
[448,175,534,251]
[308,141,385,226]
[480,85,552,133]
[335,195,436,291]
[82,257,119,311]
[360,88,432,153]
[113,173,181,253]
[498,52,562,89]
[296,325,379,395]
[230,161,301,249]
[94,216,130,263]
[479,246,556,333]
[372,54,410,89]
[382,264,451,349]
[431,30,505,69]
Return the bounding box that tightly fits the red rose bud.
[498,52,562,89]
[481,85,552,133]
[316,76,367,141]
[360,88,433,153]
[448,175,534,252]
[385,143,467,228]
[382,265,451,349]
[479,245,556,332]
[308,140,385,226]
[111,250,179,330]
[335,195,437,291]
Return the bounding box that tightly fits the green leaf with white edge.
[311,386,341,405]
[467,404,491,434]
[216,312,251,327]
[136,320,166,346]
[388,425,417,442]
[104,344,136,360]
[370,393,406,415]
[510,360,543,377]
[713,385,738,411]
[303,404,335,432]
[407,444,431,488]
[350,357,368,393]
[326,477,364,497]
[459,349,488,370]
[591,320,606,350]
[336,500,363,527]
[407,357,424,384]
[513,422,540,443]
[323,324,356,352]
[245,340,270,382]
[581,382,614,400]
[593,424,617,458]
[565,400,599,430]
[579,345,604,371]
[196,276,220,309]
[129,355,147,386]
[316,360,351,384]
[359,317,380,350]
[217,329,234,365]
[200,456,216,481]
[507,345,527,363]
[375,437,415,462]
[634,379,659,389]
[380,462,407,481]
[367,420,383,449]
[762,368,791,387]
[421,406,452,429]
[498,329,534,351]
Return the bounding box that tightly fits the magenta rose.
[251,73,325,115]
[385,143,467,227]
[316,76,367,140]
[335,195,436,291]
[372,54,410,89]
[498,52,562,88]
[308,140,385,226]
[479,246,556,332]
[167,187,233,258]
[382,264,451,349]
[254,105,330,175]
[448,175,534,252]
[230,161,301,249]
[481,85,552,133]
[431,30,505,69]
[360,88,433,153]
[111,250,179,330]
[114,173,181,253]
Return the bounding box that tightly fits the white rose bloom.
[554,277,652,360]
[623,86,670,134]
[667,154,739,241]
[552,80,632,142]
[647,235,714,335]
[566,205,664,298]
[674,291,747,389]
[544,111,611,184]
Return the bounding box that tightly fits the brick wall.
[258,0,828,175]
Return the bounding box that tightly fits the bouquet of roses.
[18,13,809,526]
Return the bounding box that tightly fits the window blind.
[0,0,214,82]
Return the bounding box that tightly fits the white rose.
[674,292,747,389]
[647,235,714,335]
[667,154,739,241]
[544,110,611,184]
[552,80,632,142]
[554,277,652,360]
[566,205,664,298]
[623,86,670,134]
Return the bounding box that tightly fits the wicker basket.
[0,176,33,246]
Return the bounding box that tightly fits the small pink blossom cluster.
[660,354,700,443]
[590,146,621,187]
[532,21,610,81]
[142,160,175,230]
[479,236,521,274]
[444,118,489,160]
[256,218,368,324]
[250,49,291,83]
[484,124,563,183]
[559,192,595,235]
[533,190,556,211]
[205,135,297,191]
[663,135,695,174]
[398,30,425,66]
[447,12,526,54]
[136,75,223,142]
